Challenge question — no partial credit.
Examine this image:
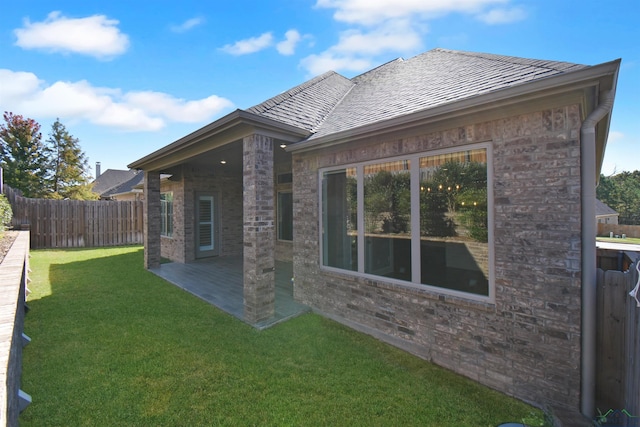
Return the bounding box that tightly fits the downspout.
[580,89,614,418]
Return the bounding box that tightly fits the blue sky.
[1,0,637,177]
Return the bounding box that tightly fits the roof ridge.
[310,80,356,134]
[433,48,586,72]
[351,57,404,82]
[247,71,344,115]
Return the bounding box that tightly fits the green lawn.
[21,246,545,426]
[597,236,640,245]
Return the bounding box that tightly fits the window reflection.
[419,149,488,295]
[322,168,357,271]
[364,160,411,280]
[319,147,490,298]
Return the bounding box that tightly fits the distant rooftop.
[92,169,139,197]
[595,199,618,217]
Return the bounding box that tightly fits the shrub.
[0,194,13,232]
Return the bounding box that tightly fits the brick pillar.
[144,171,161,269]
[243,134,275,324]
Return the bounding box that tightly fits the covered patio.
[150,257,309,329]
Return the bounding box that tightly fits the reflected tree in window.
[364,169,411,234]
[363,161,411,280]
[420,160,487,242]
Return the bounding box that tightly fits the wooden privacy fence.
[3,185,143,249]
[596,261,640,425]
[598,223,640,239]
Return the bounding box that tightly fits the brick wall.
[160,166,244,263]
[293,104,583,409]
[243,134,276,323]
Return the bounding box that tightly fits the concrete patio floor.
[150,256,309,329]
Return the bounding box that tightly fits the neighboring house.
[595,198,618,224]
[92,168,142,200]
[102,172,145,202]
[128,49,620,418]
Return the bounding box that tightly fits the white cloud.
[300,19,423,75]
[607,131,624,143]
[300,52,373,76]
[332,20,422,55]
[14,11,129,59]
[277,29,302,55]
[303,0,526,76]
[0,69,234,132]
[476,6,526,24]
[170,17,205,33]
[220,32,274,55]
[124,91,234,123]
[315,0,509,25]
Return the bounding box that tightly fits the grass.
[597,236,640,245]
[21,246,545,426]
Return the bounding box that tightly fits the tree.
[0,112,47,197]
[597,171,640,225]
[44,119,97,200]
[0,194,12,233]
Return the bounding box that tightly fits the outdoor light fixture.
[220,160,226,164]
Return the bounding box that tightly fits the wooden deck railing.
[0,232,31,426]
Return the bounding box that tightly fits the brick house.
[128,49,620,417]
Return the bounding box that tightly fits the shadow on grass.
[20,246,544,427]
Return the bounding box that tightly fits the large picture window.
[320,146,491,299]
[160,192,173,238]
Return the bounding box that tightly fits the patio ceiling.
[129,110,308,173]
[178,139,292,174]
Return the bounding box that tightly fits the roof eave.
[287,59,621,154]
[128,109,311,170]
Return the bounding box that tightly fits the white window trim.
[318,142,494,303]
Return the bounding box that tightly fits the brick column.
[243,134,275,324]
[144,171,161,269]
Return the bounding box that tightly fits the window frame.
[318,143,494,303]
[160,191,174,238]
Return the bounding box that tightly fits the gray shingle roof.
[311,48,587,139]
[92,169,139,196]
[101,171,144,198]
[595,199,618,216]
[245,48,588,141]
[246,71,354,132]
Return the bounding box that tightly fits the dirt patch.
[0,231,19,264]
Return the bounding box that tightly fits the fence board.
[624,264,640,421]
[596,262,640,425]
[3,186,143,249]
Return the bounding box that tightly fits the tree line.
[597,171,640,225]
[0,112,97,200]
